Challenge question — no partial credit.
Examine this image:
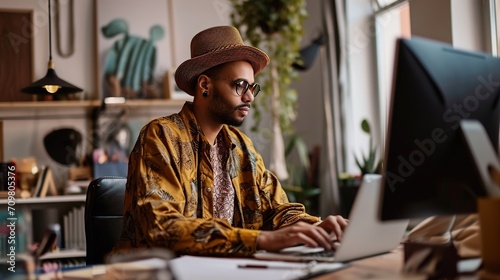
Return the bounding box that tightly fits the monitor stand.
[460,119,500,197]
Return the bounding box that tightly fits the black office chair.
[84,176,126,265]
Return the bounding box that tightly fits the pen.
[237,264,301,269]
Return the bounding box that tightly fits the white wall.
[410,0,453,44]
[170,0,232,68]
[451,0,487,52]
[410,0,487,53]
[293,0,326,153]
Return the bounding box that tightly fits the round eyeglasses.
[210,76,261,97]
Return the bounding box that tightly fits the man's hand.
[316,215,349,242]
[256,215,348,252]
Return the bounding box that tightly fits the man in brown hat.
[112,26,347,258]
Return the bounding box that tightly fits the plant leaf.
[285,134,298,158]
[294,136,310,172]
[354,155,364,173]
[361,119,371,134]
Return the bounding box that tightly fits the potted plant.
[339,119,382,216]
[354,119,382,175]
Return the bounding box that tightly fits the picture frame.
[33,165,48,197]
[95,0,174,101]
[33,165,57,197]
[0,9,35,102]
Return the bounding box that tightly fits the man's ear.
[196,74,210,95]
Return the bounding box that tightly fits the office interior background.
[1,0,498,219]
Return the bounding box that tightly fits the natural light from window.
[374,1,410,150]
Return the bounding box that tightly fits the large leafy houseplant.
[230,0,308,181]
[230,0,307,133]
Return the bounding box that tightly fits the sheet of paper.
[169,255,347,280]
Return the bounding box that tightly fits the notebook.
[254,174,409,262]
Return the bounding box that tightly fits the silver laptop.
[254,174,409,262]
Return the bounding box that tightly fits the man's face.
[208,61,256,127]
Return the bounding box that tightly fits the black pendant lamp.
[21,0,82,95]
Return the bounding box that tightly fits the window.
[373,1,410,148]
[372,0,406,12]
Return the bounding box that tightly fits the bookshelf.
[0,195,87,261]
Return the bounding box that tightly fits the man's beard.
[210,88,248,127]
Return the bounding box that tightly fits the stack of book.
[63,206,86,251]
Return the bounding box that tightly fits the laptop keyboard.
[279,245,338,261]
[298,250,335,258]
[253,244,341,262]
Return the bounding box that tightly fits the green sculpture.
[101,19,164,99]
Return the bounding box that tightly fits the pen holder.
[478,197,500,277]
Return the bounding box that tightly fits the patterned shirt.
[111,102,319,258]
[210,133,235,225]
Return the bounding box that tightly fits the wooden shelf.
[40,249,86,260]
[0,194,86,206]
[0,98,190,120]
[0,98,188,110]
[0,100,97,109]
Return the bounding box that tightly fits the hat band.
[202,44,243,55]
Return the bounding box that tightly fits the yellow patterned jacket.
[111,102,320,257]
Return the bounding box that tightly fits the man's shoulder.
[140,112,192,138]
[145,113,182,127]
[144,102,193,127]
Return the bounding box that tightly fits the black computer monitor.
[379,36,500,221]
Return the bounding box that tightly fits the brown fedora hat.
[174,26,270,95]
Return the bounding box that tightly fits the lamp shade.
[21,0,82,96]
[21,61,83,95]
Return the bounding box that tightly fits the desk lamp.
[21,0,82,95]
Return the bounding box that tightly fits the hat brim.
[174,46,269,95]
